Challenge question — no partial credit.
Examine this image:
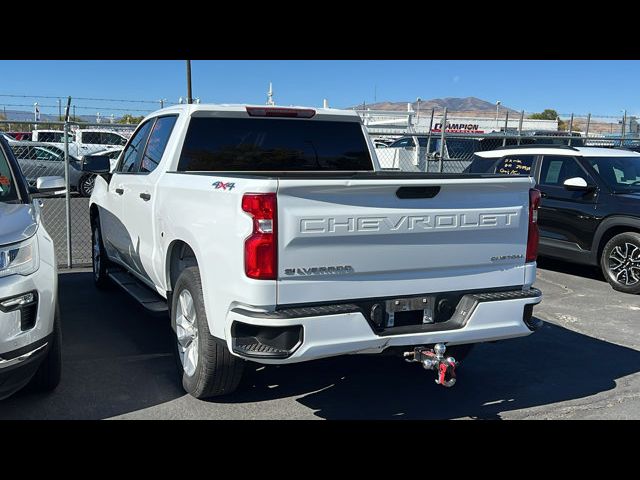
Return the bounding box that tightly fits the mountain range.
[352,97,520,115]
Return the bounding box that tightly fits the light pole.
[416,97,421,127]
[496,101,501,130]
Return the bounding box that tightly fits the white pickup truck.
[83,104,542,398]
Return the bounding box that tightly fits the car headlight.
[0,236,39,278]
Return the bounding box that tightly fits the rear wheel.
[601,232,640,294]
[92,217,111,289]
[172,266,244,398]
[28,305,62,392]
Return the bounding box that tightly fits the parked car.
[0,135,63,400]
[377,135,483,170]
[31,128,128,159]
[9,142,96,197]
[377,131,586,172]
[5,132,32,141]
[84,104,542,398]
[468,145,640,293]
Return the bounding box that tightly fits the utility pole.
[58,98,61,121]
[495,100,501,130]
[186,60,193,104]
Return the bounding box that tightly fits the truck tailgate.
[276,176,534,305]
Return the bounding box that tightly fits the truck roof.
[149,103,362,122]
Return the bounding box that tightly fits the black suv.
[468,145,640,294]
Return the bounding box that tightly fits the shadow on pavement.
[0,271,183,420]
[537,256,605,283]
[221,321,640,419]
[2,271,638,419]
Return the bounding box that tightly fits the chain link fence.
[369,108,640,173]
[1,119,136,268]
[2,105,640,268]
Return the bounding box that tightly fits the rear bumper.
[225,288,542,364]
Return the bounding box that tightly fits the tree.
[529,108,572,130]
[529,109,560,120]
[118,114,145,125]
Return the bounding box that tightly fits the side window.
[83,131,100,144]
[539,156,585,186]
[494,155,535,175]
[101,132,125,146]
[392,138,414,148]
[117,121,154,173]
[113,134,127,146]
[140,116,177,174]
[36,148,60,162]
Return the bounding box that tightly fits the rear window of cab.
[177,117,373,172]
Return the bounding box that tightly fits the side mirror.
[82,155,111,174]
[35,176,66,193]
[563,177,592,191]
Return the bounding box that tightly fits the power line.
[0,94,164,104]
[0,103,155,113]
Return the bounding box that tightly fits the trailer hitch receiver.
[403,343,457,387]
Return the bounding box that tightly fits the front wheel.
[92,217,111,289]
[601,232,640,294]
[78,174,96,197]
[172,266,244,398]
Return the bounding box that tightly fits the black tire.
[78,174,96,197]
[92,216,111,289]
[172,266,244,398]
[28,305,62,392]
[601,232,640,294]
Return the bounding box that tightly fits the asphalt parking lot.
[1,258,639,420]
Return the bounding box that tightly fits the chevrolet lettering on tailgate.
[299,211,520,234]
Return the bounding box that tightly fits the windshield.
[586,156,640,191]
[0,147,20,203]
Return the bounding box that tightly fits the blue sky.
[0,60,638,117]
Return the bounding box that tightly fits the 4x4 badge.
[212,181,236,191]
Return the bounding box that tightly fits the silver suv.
[0,135,63,399]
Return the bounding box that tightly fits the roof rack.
[493,144,580,151]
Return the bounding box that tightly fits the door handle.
[139,193,151,201]
[115,188,124,195]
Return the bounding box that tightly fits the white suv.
[0,136,63,400]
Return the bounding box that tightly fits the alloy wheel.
[608,242,640,286]
[176,289,199,376]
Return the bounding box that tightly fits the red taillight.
[242,193,277,280]
[245,106,316,118]
[526,188,541,262]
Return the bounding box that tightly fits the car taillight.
[245,106,316,118]
[242,193,277,280]
[526,188,541,262]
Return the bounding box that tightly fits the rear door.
[277,176,533,304]
[119,115,178,285]
[536,155,599,250]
